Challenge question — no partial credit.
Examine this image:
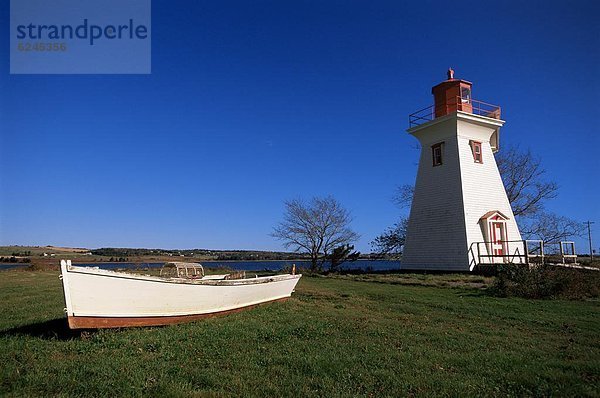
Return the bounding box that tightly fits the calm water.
[71,259,401,272]
[0,263,29,271]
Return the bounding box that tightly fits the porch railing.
[470,239,578,267]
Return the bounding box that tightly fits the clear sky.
[1,0,599,252]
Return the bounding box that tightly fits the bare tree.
[496,147,584,242]
[393,148,560,218]
[373,146,582,253]
[371,185,411,257]
[392,185,414,209]
[495,147,558,217]
[370,218,407,257]
[271,196,359,272]
[520,212,585,243]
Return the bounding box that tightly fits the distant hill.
[0,245,90,257]
[89,247,306,261]
[0,245,309,261]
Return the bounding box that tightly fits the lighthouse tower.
[402,70,521,271]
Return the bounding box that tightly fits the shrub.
[489,265,600,300]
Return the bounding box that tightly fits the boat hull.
[67,298,289,329]
[60,262,301,329]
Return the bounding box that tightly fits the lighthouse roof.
[431,78,473,94]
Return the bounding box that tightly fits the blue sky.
[1,0,599,252]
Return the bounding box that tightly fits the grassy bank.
[1,270,598,397]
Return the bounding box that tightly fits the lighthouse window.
[432,142,443,166]
[461,87,471,103]
[470,140,482,163]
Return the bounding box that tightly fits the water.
[0,263,29,271]
[71,259,401,272]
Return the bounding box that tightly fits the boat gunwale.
[64,265,302,286]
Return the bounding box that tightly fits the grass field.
[0,270,598,397]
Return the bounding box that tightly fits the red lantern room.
[431,68,473,117]
[408,69,502,129]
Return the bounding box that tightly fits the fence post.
[523,240,529,267]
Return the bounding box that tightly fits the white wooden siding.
[457,119,522,269]
[402,112,521,271]
[402,117,469,270]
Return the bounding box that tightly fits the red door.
[491,222,505,258]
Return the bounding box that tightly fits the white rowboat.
[59,260,301,329]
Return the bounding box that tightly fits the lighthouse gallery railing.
[409,96,502,128]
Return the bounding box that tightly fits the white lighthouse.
[402,70,521,271]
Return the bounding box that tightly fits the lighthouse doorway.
[491,221,507,259]
[479,211,510,264]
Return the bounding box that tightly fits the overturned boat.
[59,260,301,329]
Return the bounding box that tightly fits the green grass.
[1,270,598,397]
